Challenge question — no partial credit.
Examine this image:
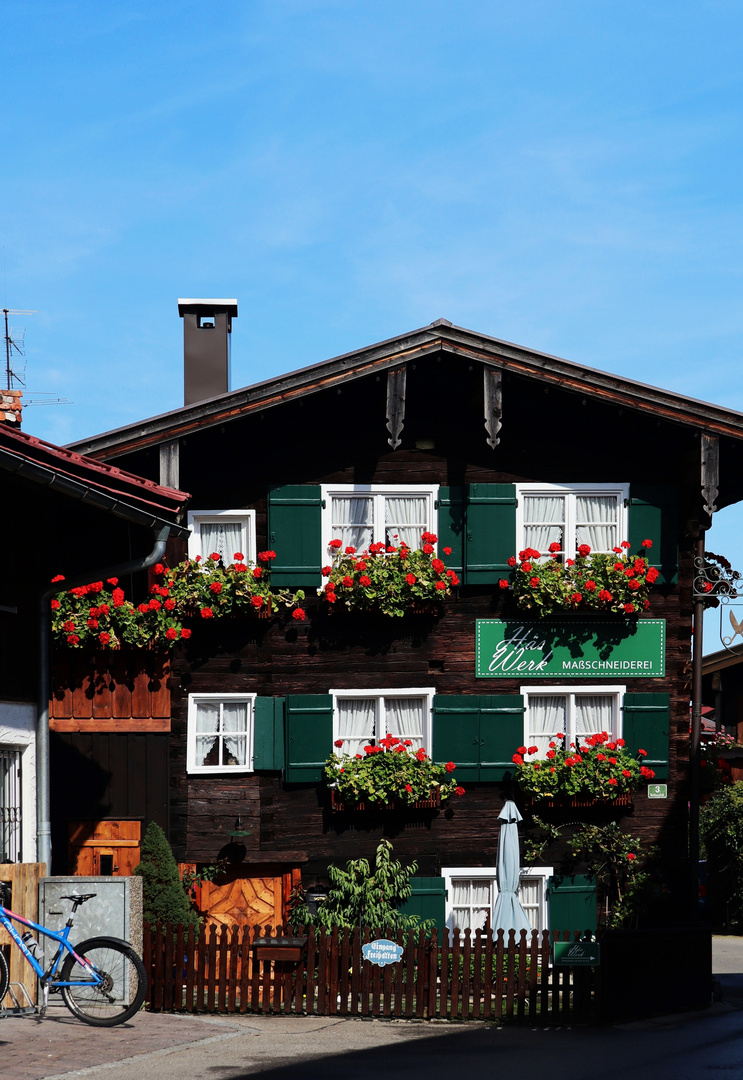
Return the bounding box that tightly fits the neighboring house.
[0,394,188,869]
[61,304,743,933]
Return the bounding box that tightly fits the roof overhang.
[67,320,743,460]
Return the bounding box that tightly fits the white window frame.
[187,509,256,564]
[515,482,629,558]
[442,865,553,937]
[320,484,438,557]
[0,702,35,862]
[521,684,625,758]
[330,687,435,754]
[187,692,257,774]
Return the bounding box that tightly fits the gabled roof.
[68,320,743,460]
[0,421,190,535]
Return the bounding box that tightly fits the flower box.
[329,786,441,813]
[526,792,633,809]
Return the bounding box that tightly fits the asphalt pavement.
[2,936,743,1080]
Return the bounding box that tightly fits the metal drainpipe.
[690,532,705,923]
[36,524,171,873]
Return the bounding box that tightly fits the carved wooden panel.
[195,869,282,930]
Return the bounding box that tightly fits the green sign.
[554,940,601,967]
[648,783,668,799]
[476,620,665,679]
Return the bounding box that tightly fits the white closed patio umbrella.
[492,800,532,935]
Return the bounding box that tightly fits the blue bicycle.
[0,882,146,1026]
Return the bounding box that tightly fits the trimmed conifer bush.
[134,821,199,927]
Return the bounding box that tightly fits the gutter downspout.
[36,524,171,873]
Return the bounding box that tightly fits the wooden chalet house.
[60,302,743,934]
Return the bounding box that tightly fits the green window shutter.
[628,485,679,585]
[436,486,466,575]
[432,695,482,781]
[547,874,597,937]
[398,877,447,928]
[464,483,517,584]
[622,692,670,782]
[253,697,285,770]
[479,695,525,781]
[267,485,323,587]
[284,694,333,783]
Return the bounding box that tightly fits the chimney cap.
[178,298,238,317]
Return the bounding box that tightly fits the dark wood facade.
[61,321,743,925]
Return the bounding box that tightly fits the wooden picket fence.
[144,923,596,1023]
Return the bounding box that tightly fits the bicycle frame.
[0,904,102,988]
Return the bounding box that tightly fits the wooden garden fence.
[143,923,596,1023]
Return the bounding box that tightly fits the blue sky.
[4,1,743,650]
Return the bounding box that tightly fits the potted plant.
[319,532,458,618]
[324,734,465,810]
[501,540,658,618]
[512,731,655,805]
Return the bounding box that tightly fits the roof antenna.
[2,304,71,408]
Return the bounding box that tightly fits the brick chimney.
[0,389,22,426]
[178,299,238,406]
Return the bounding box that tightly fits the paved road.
[2,936,742,1080]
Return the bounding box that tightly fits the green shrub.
[134,822,199,928]
[701,782,743,926]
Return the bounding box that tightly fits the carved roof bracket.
[701,432,719,520]
[484,366,503,449]
[386,366,407,450]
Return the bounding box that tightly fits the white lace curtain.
[385,496,428,549]
[200,521,243,563]
[331,497,374,551]
[523,496,565,554]
[336,698,377,756]
[336,695,425,754]
[451,878,492,931]
[194,702,248,767]
[576,495,617,552]
[527,695,567,757]
[575,695,614,738]
[385,697,425,748]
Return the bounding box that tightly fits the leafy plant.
[288,839,428,931]
[50,551,305,649]
[503,540,658,618]
[701,782,743,926]
[700,732,735,794]
[512,730,654,801]
[319,532,458,617]
[134,822,200,928]
[324,733,464,807]
[567,822,656,930]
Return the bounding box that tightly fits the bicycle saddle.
[60,893,97,903]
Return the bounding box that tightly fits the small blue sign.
[362,939,404,966]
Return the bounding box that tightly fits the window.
[187,510,255,564]
[187,694,256,773]
[321,485,437,555]
[516,483,629,558]
[331,688,434,756]
[442,866,553,936]
[0,748,22,862]
[522,686,624,758]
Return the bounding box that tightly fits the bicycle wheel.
[0,947,8,1006]
[59,938,146,1027]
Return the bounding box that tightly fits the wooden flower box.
[329,786,441,813]
[526,792,633,809]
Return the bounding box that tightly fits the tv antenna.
[3,308,35,391]
[2,308,71,408]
